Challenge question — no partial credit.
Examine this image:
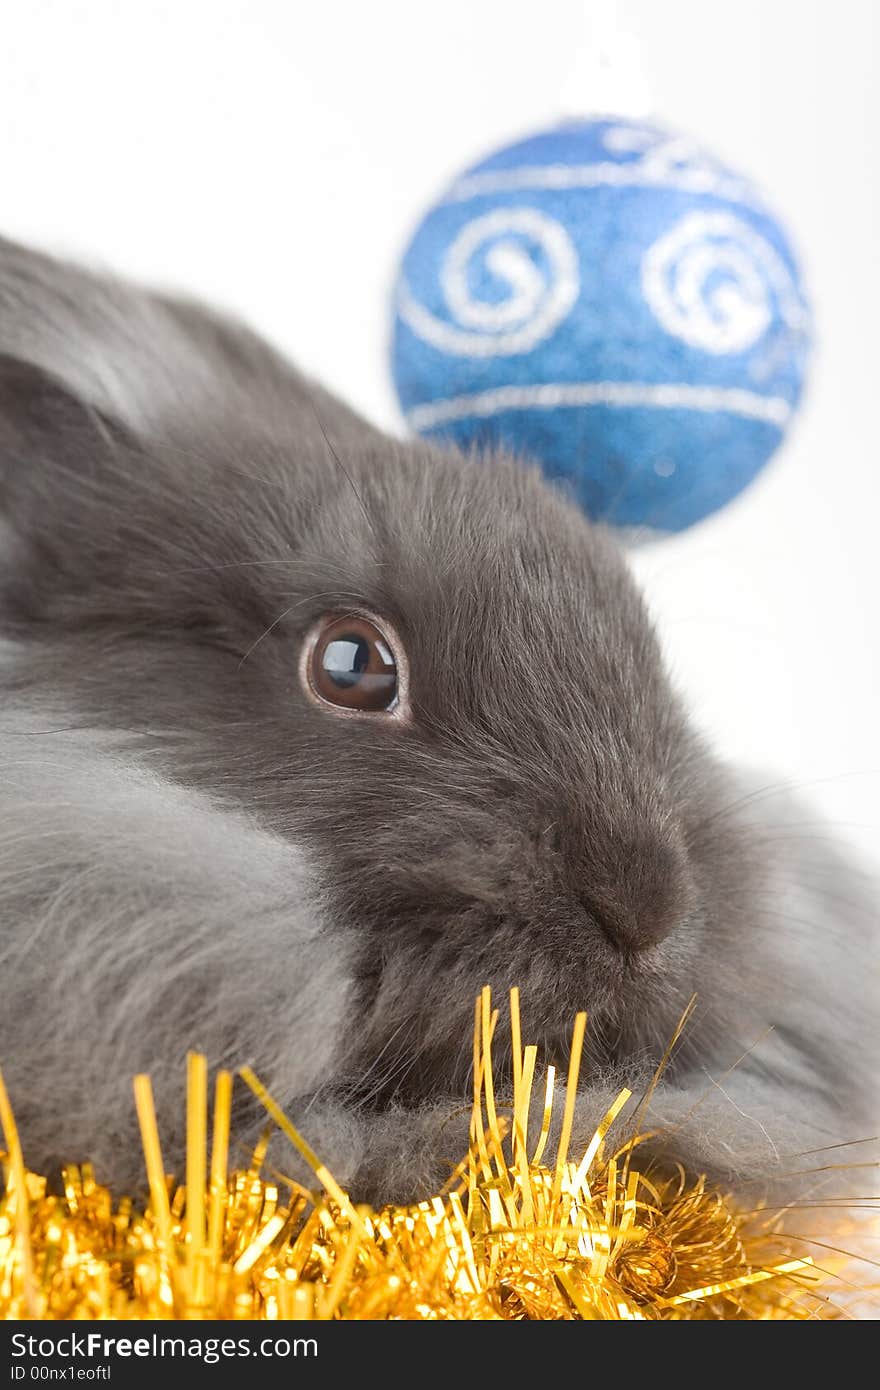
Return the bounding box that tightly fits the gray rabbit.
[0,236,875,1203]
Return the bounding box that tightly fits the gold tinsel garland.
[0,988,874,1319]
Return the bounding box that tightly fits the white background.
[1,0,878,861]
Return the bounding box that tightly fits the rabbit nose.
[572,824,697,953]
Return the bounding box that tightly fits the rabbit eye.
[302,613,405,716]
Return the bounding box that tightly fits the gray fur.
[0,236,876,1203]
[0,706,354,1187]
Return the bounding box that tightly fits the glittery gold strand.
[208,1070,232,1257]
[447,1189,480,1295]
[186,1052,207,1305]
[531,1065,556,1167]
[571,1088,633,1198]
[237,1065,359,1230]
[550,1011,586,1221]
[0,1068,38,1317]
[513,1045,538,1226]
[133,1073,174,1252]
[479,990,517,1218]
[609,1166,642,1266]
[661,1257,815,1306]
[469,993,495,1186]
[317,1213,365,1319]
[555,1267,600,1318]
[232,1212,287,1275]
[480,992,507,1182]
[509,986,523,1109]
[438,1132,475,1197]
[479,987,499,1140]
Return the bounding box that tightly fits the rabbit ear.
[0,235,214,440]
[0,235,380,451]
[0,352,141,598]
[0,351,127,489]
[0,349,243,631]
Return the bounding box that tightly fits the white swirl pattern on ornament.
[397,208,579,358]
[641,211,809,355]
[444,126,763,207]
[405,380,792,432]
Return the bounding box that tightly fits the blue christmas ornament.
[390,118,811,532]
